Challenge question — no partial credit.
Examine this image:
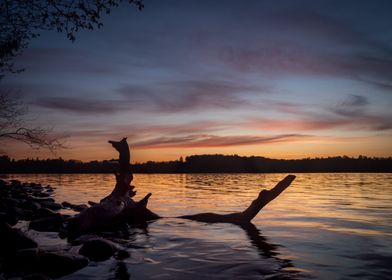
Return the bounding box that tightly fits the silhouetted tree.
[0,92,63,153]
[0,0,144,78]
[2,154,391,173]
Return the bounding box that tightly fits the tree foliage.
[0,0,144,78]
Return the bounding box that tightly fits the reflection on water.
[2,173,392,279]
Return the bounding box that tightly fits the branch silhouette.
[0,92,64,153]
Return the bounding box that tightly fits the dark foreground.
[0,179,134,279]
[0,177,298,280]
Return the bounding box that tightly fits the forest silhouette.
[1,154,391,173]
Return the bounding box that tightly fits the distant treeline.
[1,154,391,173]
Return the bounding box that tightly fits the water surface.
[3,173,392,279]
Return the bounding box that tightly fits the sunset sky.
[2,0,392,162]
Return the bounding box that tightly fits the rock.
[3,248,39,275]
[32,192,50,198]
[3,249,87,278]
[9,206,26,219]
[115,249,130,260]
[32,197,55,203]
[0,178,7,187]
[29,215,64,232]
[35,251,88,278]
[40,201,62,211]
[35,207,59,219]
[23,273,50,280]
[0,211,18,226]
[72,204,89,212]
[2,197,19,207]
[88,200,98,206]
[0,221,37,255]
[20,200,41,211]
[79,238,117,261]
[61,201,73,208]
[10,179,21,186]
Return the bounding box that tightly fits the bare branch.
[0,92,65,152]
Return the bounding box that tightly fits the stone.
[72,204,89,212]
[20,200,41,211]
[0,211,18,226]
[29,215,64,232]
[23,273,50,280]
[0,221,37,255]
[2,248,39,275]
[40,201,62,211]
[35,251,88,278]
[115,249,130,260]
[35,207,58,218]
[79,238,117,262]
[61,201,73,208]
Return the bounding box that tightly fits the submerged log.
[66,138,295,238]
[180,175,295,224]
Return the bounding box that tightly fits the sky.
[2,0,392,162]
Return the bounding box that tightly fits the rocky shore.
[0,179,130,279]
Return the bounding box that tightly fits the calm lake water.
[2,173,392,279]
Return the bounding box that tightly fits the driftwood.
[66,138,295,238]
[66,138,159,238]
[180,174,295,224]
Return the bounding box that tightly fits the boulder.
[79,238,117,261]
[2,248,39,275]
[40,201,62,211]
[35,251,88,278]
[0,221,37,255]
[35,207,59,219]
[0,211,18,226]
[72,204,89,212]
[115,249,130,260]
[23,273,51,280]
[61,201,73,208]
[29,215,64,232]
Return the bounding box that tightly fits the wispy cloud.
[117,79,264,113]
[32,97,127,114]
[130,133,309,149]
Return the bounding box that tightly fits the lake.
[2,173,392,279]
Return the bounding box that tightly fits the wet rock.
[10,179,21,186]
[70,234,101,246]
[29,214,64,232]
[9,206,26,219]
[88,200,98,206]
[35,251,88,278]
[3,249,87,278]
[23,273,50,280]
[0,221,37,255]
[32,192,50,198]
[61,201,72,208]
[2,197,19,207]
[72,204,89,212]
[20,200,41,211]
[3,248,39,275]
[115,249,130,260]
[40,201,62,211]
[35,207,59,218]
[0,211,18,226]
[79,238,117,261]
